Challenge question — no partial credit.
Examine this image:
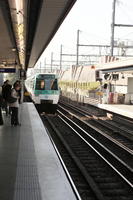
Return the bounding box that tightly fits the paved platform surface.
[0,103,77,200]
[97,104,133,119]
[83,96,133,119]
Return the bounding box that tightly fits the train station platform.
[84,96,133,119]
[61,95,133,119]
[77,95,133,119]
[0,103,77,200]
[83,97,133,119]
[97,103,133,119]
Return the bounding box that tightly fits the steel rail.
[57,109,133,188]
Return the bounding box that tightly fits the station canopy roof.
[96,58,133,74]
[0,0,77,71]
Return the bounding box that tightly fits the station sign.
[0,68,16,73]
[20,69,26,79]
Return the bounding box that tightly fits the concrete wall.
[128,77,133,93]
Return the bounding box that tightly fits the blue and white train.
[25,73,60,113]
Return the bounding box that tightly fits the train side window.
[29,78,33,89]
[36,79,41,90]
[31,78,34,89]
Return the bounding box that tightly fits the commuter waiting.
[2,80,12,116]
[13,80,21,103]
[0,85,3,125]
[9,83,21,126]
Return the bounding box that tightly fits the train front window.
[40,80,45,89]
[35,78,58,90]
[36,79,45,90]
[51,79,58,90]
[45,79,51,90]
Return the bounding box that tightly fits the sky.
[33,0,133,70]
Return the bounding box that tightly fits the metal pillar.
[110,0,116,56]
[60,45,62,70]
[51,52,53,72]
[76,29,80,65]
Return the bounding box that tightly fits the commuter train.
[25,73,60,113]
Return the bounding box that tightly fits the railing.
[60,91,100,105]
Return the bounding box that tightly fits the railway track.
[41,105,133,200]
[59,101,133,151]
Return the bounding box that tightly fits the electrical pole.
[76,29,80,65]
[51,52,53,72]
[40,61,41,73]
[110,0,116,56]
[44,58,46,72]
[60,44,62,70]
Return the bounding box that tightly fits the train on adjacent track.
[25,73,60,113]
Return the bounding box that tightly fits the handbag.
[7,96,17,103]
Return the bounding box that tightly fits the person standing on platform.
[13,80,21,103]
[9,83,21,126]
[0,86,3,125]
[2,80,12,116]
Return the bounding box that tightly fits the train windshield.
[35,78,58,90]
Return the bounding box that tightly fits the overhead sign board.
[20,69,26,79]
[0,68,16,73]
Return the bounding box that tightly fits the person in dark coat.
[0,86,3,125]
[2,80,12,115]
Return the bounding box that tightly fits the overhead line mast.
[110,0,133,56]
[110,0,116,56]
